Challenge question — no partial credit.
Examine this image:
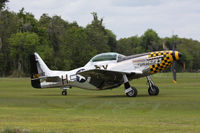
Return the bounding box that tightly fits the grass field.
[0,73,200,133]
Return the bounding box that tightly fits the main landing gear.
[123,74,137,97]
[146,76,159,96]
[123,74,159,97]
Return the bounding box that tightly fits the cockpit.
[90,52,125,62]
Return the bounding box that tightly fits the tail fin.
[30,52,51,88]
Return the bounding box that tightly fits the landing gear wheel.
[148,86,159,96]
[62,90,67,96]
[126,87,138,97]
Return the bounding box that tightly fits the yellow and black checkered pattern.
[148,50,174,74]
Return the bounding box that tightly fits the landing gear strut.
[146,76,159,96]
[123,74,137,97]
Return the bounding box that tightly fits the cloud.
[7,0,200,40]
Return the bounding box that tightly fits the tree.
[116,36,143,55]
[177,38,200,71]
[40,15,71,69]
[17,8,40,33]
[0,6,200,76]
[85,12,110,53]
[106,29,117,52]
[9,32,39,76]
[0,10,18,76]
[141,29,161,52]
[0,0,8,10]
[59,26,96,69]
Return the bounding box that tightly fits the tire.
[62,90,67,96]
[126,87,138,97]
[148,86,159,96]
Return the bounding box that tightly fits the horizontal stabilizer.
[31,76,61,89]
[31,76,60,82]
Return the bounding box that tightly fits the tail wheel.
[148,85,159,96]
[126,87,138,97]
[62,90,67,96]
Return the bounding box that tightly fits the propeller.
[163,41,182,83]
[172,41,176,83]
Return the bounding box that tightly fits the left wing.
[79,69,143,90]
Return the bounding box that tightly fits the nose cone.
[174,51,182,61]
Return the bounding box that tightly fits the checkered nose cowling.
[148,50,175,74]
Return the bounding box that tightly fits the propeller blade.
[172,40,176,83]
[172,61,176,83]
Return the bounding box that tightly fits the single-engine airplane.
[30,50,182,97]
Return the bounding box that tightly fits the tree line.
[0,1,200,77]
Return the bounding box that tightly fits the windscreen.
[91,53,117,62]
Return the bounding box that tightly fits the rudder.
[29,52,51,88]
[30,53,41,88]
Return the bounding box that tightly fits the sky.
[7,0,200,41]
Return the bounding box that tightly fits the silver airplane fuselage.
[30,50,181,92]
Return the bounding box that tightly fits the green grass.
[0,73,200,133]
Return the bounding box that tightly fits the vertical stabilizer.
[29,52,52,88]
[34,52,51,76]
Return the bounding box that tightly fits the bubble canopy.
[90,52,125,62]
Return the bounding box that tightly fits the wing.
[79,69,143,90]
